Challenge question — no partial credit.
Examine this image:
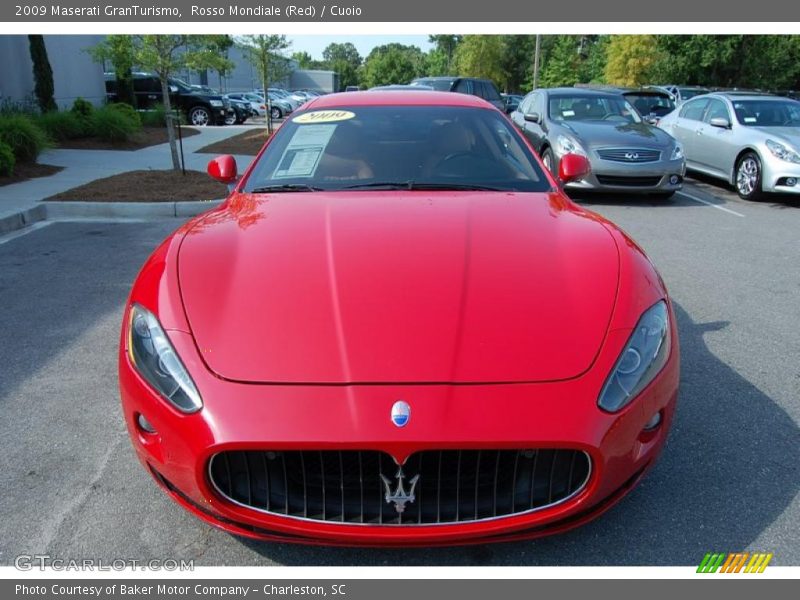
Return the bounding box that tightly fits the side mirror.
[168,85,179,94]
[709,117,731,129]
[524,112,540,123]
[207,155,238,184]
[558,153,591,184]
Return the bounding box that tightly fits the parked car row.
[508,83,800,200]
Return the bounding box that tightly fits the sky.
[287,35,433,60]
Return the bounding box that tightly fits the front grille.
[596,175,662,187]
[596,148,661,163]
[208,449,590,525]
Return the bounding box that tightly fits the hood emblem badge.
[380,467,420,514]
[624,152,640,161]
[390,400,410,428]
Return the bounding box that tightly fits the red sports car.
[119,91,679,546]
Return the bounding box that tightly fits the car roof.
[544,87,622,98]
[710,92,782,101]
[304,90,494,109]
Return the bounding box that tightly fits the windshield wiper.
[250,184,323,193]
[343,181,506,191]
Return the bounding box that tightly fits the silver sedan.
[658,92,800,200]
[511,88,685,198]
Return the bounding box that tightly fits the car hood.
[752,126,800,147]
[561,120,675,149]
[178,192,619,384]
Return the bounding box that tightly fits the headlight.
[671,143,684,160]
[209,100,223,107]
[556,135,587,157]
[766,139,800,164]
[127,304,202,413]
[598,301,671,413]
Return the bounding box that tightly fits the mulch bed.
[45,169,228,202]
[0,163,64,187]
[57,126,200,151]
[197,128,272,156]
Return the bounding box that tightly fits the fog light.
[643,411,662,431]
[669,175,681,185]
[137,413,157,434]
[786,177,797,187]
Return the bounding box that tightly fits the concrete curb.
[0,199,223,235]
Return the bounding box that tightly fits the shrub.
[88,105,140,143]
[0,113,50,162]
[71,97,94,118]
[37,110,86,141]
[0,140,15,176]
[106,101,141,127]
[140,104,168,128]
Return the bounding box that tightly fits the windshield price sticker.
[272,124,337,179]
[294,110,356,124]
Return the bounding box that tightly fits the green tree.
[604,35,661,87]
[453,36,505,88]
[428,35,462,73]
[322,43,362,90]
[28,35,57,112]
[292,51,315,69]
[87,35,136,107]
[361,44,426,88]
[237,35,290,132]
[539,35,607,88]
[187,35,235,90]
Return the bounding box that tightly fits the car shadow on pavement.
[685,172,800,209]
[237,302,800,565]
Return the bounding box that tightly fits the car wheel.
[270,106,283,120]
[224,112,237,126]
[189,106,212,127]
[541,147,555,174]
[735,152,765,200]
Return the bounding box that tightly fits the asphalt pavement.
[0,178,797,566]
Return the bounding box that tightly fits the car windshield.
[413,79,454,91]
[243,105,549,193]
[549,95,642,123]
[679,88,706,100]
[731,99,800,126]
[625,93,676,117]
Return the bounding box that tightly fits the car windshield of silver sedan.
[243,106,550,193]
[732,100,800,127]
[549,95,642,124]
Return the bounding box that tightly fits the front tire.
[270,106,283,120]
[735,152,765,201]
[189,106,212,127]
[224,112,237,126]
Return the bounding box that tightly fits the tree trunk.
[159,77,181,171]
[262,59,272,134]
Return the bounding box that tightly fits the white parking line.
[0,221,53,245]
[677,191,745,218]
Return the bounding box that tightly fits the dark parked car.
[502,93,524,114]
[105,72,232,126]
[410,76,505,111]
[222,95,254,125]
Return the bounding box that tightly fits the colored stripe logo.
[697,552,773,573]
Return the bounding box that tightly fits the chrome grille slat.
[596,148,661,163]
[209,449,590,526]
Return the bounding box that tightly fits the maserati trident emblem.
[624,152,640,161]
[390,400,410,427]
[380,467,420,514]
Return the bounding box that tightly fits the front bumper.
[119,310,680,546]
[565,154,686,193]
[762,156,800,194]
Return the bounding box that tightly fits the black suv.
[409,76,505,111]
[104,72,232,126]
